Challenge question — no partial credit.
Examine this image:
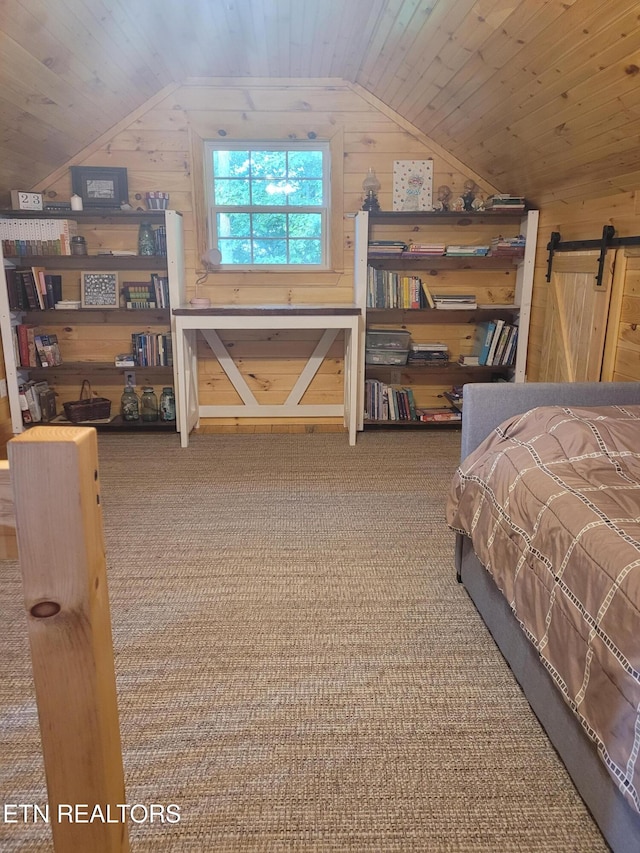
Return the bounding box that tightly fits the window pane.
[214,178,250,206]
[288,150,323,178]
[252,179,289,206]
[289,240,322,264]
[253,213,286,237]
[287,180,323,206]
[217,213,251,237]
[251,150,286,178]
[289,213,322,237]
[219,239,252,264]
[253,239,287,264]
[213,150,250,178]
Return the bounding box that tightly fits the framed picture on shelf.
[70,166,128,209]
[81,271,119,308]
[392,160,433,211]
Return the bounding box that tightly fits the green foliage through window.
[205,142,329,267]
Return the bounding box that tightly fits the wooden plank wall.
[37,79,502,430]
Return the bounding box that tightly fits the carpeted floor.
[0,430,607,851]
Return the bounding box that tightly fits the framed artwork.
[81,271,119,308]
[70,166,128,209]
[392,160,433,211]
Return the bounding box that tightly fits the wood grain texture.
[0,1,638,206]
[7,425,128,852]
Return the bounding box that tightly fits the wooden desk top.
[172,304,361,316]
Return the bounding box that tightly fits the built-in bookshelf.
[0,209,185,434]
[353,208,539,428]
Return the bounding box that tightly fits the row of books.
[7,267,63,311]
[366,268,431,308]
[0,218,78,256]
[364,379,461,422]
[131,332,173,367]
[15,324,62,368]
[365,379,417,421]
[369,237,524,258]
[474,319,519,366]
[19,380,57,425]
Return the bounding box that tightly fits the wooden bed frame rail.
[6,426,129,853]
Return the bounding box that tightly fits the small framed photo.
[81,271,119,308]
[70,166,128,209]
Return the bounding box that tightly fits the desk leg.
[176,326,197,448]
[345,322,359,446]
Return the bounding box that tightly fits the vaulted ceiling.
[2,0,639,205]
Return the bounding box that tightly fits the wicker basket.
[63,380,111,423]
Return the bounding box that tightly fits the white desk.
[172,305,362,447]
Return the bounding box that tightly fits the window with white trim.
[204,140,330,268]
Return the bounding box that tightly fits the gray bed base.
[455,382,640,853]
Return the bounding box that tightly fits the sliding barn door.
[539,251,614,383]
[601,248,640,381]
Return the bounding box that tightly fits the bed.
[446,381,640,853]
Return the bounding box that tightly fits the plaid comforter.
[446,405,640,813]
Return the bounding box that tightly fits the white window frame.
[203,139,331,270]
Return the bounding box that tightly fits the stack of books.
[414,407,462,423]
[490,235,526,258]
[445,245,490,257]
[407,342,449,365]
[404,243,445,256]
[487,194,526,211]
[122,282,157,309]
[368,240,407,256]
[432,293,478,310]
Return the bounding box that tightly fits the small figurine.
[434,185,451,212]
[461,179,478,212]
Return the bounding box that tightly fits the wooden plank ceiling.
[1,0,639,205]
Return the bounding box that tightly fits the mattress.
[446,404,640,813]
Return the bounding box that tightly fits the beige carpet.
[0,430,607,851]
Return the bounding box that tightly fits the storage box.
[365,348,409,365]
[365,329,411,350]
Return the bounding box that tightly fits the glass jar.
[70,235,87,256]
[138,222,156,256]
[140,386,158,421]
[159,386,176,422]
[120,385,140,421]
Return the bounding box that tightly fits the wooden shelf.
[366,307,518,324]
[365,363,511,383]
[368,255,519,271]
[22,308,170,325]
[363,418,461,429]
[32,415,176,432]
[367,210,528,225]
[0,209,167,224]
[7,254,167,270]
[25,362,173,377]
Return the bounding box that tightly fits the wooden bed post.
[8,426,129,853]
